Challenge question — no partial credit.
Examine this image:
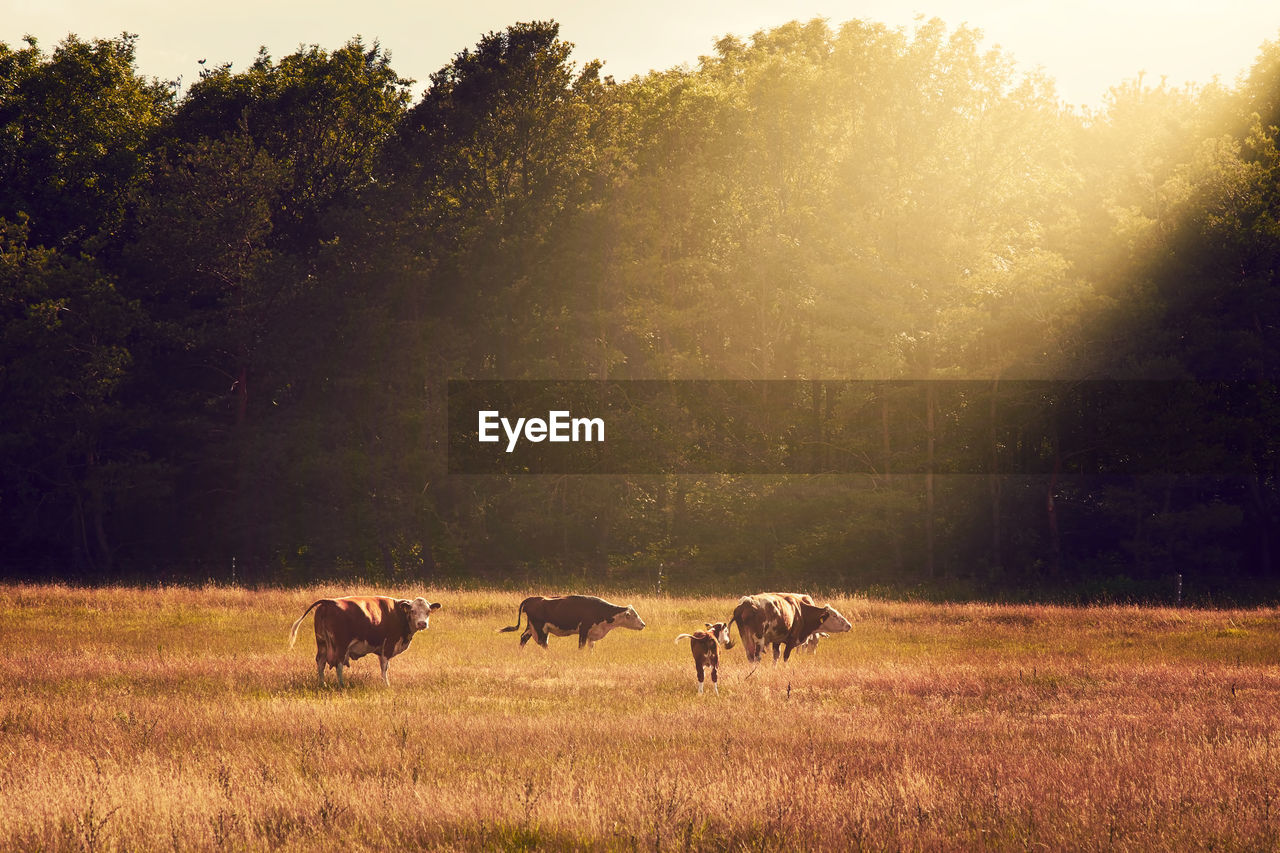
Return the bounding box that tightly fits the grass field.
[3,584,1280,851]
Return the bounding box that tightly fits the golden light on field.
[4,584,1280,849]
[3,6,1280,846]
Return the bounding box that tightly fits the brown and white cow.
[288,596,440,687]
[498,595,645,650]
[675,621,730,695]
[725,592,851,664]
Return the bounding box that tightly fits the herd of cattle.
[289,592,853,692]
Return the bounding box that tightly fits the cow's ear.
[705,622,713,628]
[396,599,412,612]
[429,602,442,612]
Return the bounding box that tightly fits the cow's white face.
[818,606,852,634]
[402,598,441,632]
[705,622,730,646]
[615,606,645,631]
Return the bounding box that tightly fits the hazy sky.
[4,1,1278,108]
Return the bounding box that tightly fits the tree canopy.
[2,20,1279,602]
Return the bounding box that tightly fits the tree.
[0,34,172,252]
[169,38,412,251]
[0,217,142,576]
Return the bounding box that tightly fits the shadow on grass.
[256,669,391,701]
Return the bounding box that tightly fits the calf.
[499,594,645,650]
[289,595,440,687]
[799,632,829,654]
[675,622,730,695]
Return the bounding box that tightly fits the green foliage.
[0,216,146,575]
[2,19,1280,598]
[0,34,172,250]
[171,37,411,248]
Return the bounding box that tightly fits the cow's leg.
[578,623,590,650]
[314,630,330,687]
[379,655,391,686]
[771,643,782,664]
[335,660,346,688]
[782,642,796,662]
[519,627,533,648]
[711,663,719,696]
[695,660,705,693]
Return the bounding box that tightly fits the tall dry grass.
[2,583,1279,850]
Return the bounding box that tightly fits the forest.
[2,18,1279,600]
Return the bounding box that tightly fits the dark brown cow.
[675,622,730,695]
[498,595,645,650]
[725,592,851,663]
[289,596,440,687]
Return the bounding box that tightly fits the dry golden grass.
[3,584,1280,851]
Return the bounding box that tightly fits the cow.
[675,622,730,695]
[288,595,441,687]
[498,594,645,650]
[725,592,851,664]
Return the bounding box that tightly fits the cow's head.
[610,605,645,631]
[398,598,441,632]
[704,621,730,646]
[817,606,852,634]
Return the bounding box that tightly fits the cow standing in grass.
[675,622,730,695]
[498,595,645,650]
[725,592,851,663]
[289,596,440,687]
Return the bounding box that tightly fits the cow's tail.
[724,614,739,650]
[674,633,695,644]
[724,595,751,649]
[288,600,325,648]
[498,597,531,633]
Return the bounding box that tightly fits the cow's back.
[315,596,402,648]
[733,594,781,640]
[736,592,814,642]
[538,594,620,628]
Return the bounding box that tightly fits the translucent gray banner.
[447,380,1270,475]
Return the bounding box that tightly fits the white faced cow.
[289,595,440,687]
[675,621,731,694]
[498,595,645,650]
[725,592,851,664]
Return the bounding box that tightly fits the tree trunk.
[925,382,936,580]
[1248,471,1273,578]
[811,380,822,473]
[1046,443,1062,580]
[988,380,1003,582]
[235,366,248,428]
[87,449,113,578]
[233,363,254,583]
[881,391,903,574]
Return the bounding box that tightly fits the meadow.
[2,584,1280,851]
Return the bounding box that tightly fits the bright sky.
[4,1,1278,108]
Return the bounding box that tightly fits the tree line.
[2,19,1279,601]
